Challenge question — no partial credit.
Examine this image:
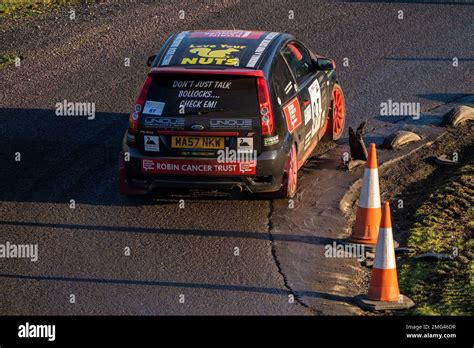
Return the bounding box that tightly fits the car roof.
[157,30,288,70]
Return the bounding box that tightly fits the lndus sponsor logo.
[18,322,55,341]
[144,117,185,127]
[210,118,252,129]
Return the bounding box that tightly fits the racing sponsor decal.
[172,78,235,111]
[303,105,312,125]
[143,100,165,116]
[237,137,253,154]
[263,135,279,146]
[161,31,188,66]
[189,30,263,39]
[283,97,302,134]
[144,135,160,152]
[210,119,252,129]
[144,117,185,128]
[141,158,256,175]
[152,76,256,116]
[304,131,312,151]
[246,32,279,68]
[308,78,322,138]
[284,81,293,95]
[181,44,245,66]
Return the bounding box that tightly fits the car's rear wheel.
[259,144,298,199]
[330,84,346,140]
[118,152,148,195]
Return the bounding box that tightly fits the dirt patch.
[379,122,473,315]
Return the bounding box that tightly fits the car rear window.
[142,75,259,117]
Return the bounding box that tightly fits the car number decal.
[143,101,165,116]
[308,78,322,138]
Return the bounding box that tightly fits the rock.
[443,105,474,126]
[362,259,373,267]
[382,130,421,150]
[395,247,415,254]
[414,252,452,261]
[435,155,458,167]
[346,159,366,171]
[365,251,375,259]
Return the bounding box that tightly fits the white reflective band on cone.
[359,168,381,209]
[374,227,396,269]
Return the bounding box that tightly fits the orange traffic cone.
[354,201,415,311]
[350,143,381,245]
[368,201,399,301]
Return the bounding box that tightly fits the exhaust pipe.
[232,185,243,193]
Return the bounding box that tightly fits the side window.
[281,42,313,84]
[271,53,296,104]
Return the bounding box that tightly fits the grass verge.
[0,0,75,19]
[0,54,17,68]
[383,123,473,315]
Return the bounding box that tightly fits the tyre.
[329,84,346,141]
[118,152,148,196]
[258,144,298,199]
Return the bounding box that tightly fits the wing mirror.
[147,54,157,67]
[312,58,335,71]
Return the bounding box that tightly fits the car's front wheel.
[329,84,346,141]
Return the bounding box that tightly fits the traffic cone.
[354,201,415,311]
[350,143,381,245]
[368,201,399,301]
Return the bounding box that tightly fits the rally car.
[119,30,345,198]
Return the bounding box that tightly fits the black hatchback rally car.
[119,30,345,198]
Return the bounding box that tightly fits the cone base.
[354,294,415,311]
[349,235,378,245]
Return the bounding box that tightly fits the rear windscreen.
[143,75,259,117]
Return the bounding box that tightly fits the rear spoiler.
[149,67,264,77]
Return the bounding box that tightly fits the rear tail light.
[128,75,153,136]
[256,77,274,135]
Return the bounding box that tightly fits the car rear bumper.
[121,137,287,193]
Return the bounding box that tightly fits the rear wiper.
[197,108,229,115]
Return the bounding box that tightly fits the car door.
[281,41,328,156]
[269,53,299,147]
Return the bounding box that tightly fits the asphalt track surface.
[0,0,472,315]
